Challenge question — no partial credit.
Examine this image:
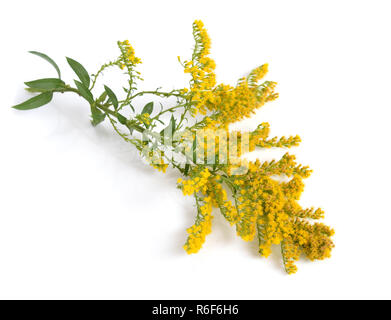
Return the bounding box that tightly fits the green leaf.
[184,163,190,175]
[141,102,154,115]
[25,78,65,91]
[97,91,107,103]
[29,51,61,79]
[169,115,176,132]
[12,92,53,110]
[90,105,106,126]
[25,87,50,93]
[74,80,94,104]
[161,115,176,137]
[66,57,90,88]
[117,113,127,125]
[104,85,118,110]
[192,135,198,163]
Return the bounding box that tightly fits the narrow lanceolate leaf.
[29,51,61,79]
[192,135,198,164]
[104,85,118,110]
[25,78,65,91]
[117,113,127,125]
[161,115,176,138]
[74,80,94,104]
[184,163,190,175]
[97,91,107,103]
[169,115,176,133]
[12,92,53,110]
[66,57,90,88]
[90,105,106,126]
[25,87,50,93]
[141,102,154,115]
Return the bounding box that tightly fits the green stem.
[90,60,117,91]
[58,86,194,174]
[126,90,182,101]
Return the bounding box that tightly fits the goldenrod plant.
[13,20,334,274]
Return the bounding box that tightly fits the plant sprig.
[13,20,334,274]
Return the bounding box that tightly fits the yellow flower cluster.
[146,150,168,173]
[249,122,270,151]
[131,20,333,274]
[228,157,334,273]
[284,199,325,220]
[281,239,301,274]
[207,176,240,225]
[293,221,334,261]
[137,113,151,126]
[282,175,305,200]
[181,22,278,125]
[235,175,291,247]
[250,122,301,149]
[184,196,213,254]
[114,21,334,273]
[150,159,168,173]
[207,80,278,125]
[280,220,334,274]
[192,121,298,161]
[177,168,211,196]
[183,20,217,115]
[118,40,142,69]
[250,153,312,178]
[247,64,269,86]
[184,216,213,254]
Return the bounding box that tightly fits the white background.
[1,0,390,299]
